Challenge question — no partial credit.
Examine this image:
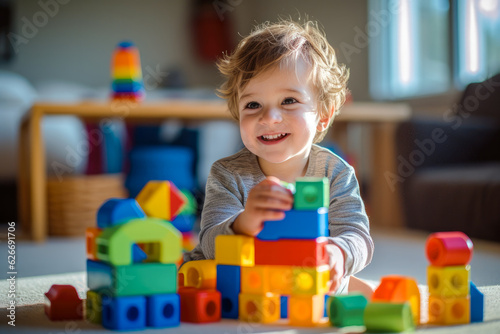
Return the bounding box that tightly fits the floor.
[1,226,499,286]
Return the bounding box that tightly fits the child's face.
[238,59,328,169]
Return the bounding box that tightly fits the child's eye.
[245,101,261,109]
[282,97,298,105]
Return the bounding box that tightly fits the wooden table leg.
[29,109,47,241]
[370,122,404,228]
[18,116,31,238]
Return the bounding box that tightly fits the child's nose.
[259,107,283,124]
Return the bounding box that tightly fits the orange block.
[288,294,327,327]
[428,295,470,325]
[425,232,473,267]
[241,265,293,295]
[85,227,102,260]
[111,48,141,68]
[372,275,421,325]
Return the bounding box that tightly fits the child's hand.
[326,243,346,293]
[232,176,293,236]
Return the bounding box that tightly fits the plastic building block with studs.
[178,260,217,289]
[96,198,145,228]
[372,275,421,325]
[146,293,180,328]
[469,281,484,323]
[257,208,329,241]
[292,265,330,295]
[135,181,186,222]
[254,237,329,267]
[241,265,294,295]
[425,231,473,267]
[95,217,182,266]
[327,293,367,327]
[215,235,255,266]
[363,302,415,333]
[44,285,83,321]
[288,294,327,327]
[239,292,281,323]
[178,287,221,323]
[101,295,147,330]
[428,295,470,325]
[216,265,241,319]
[427,265,470,298]
[294,177,329,210]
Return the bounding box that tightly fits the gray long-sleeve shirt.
[184,144,374,278]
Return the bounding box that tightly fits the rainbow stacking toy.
[110,41,144,101]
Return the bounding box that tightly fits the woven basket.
[47,174,128,236]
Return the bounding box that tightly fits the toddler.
[185,18,374,295]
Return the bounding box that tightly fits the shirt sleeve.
[327,165,374,277]
[197,162,245,260]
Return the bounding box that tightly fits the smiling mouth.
[260,133,289,141]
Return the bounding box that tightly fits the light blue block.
[470,281,484,322]
[257,208,329,240]
[97,198,145,228]
[280,295,289,319]
[146,294,180,328]
[217,265,240,319]
[102,295,146,330]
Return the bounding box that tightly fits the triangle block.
[136,181,170,220]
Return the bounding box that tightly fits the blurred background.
[0,0,499,266]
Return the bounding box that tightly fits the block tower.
[85,181,185,330]
[214,177,331,326]
[111,41,144,101]
[425,231,475,325]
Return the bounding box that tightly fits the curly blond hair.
[217,18,349,143]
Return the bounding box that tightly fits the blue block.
[217,265,241,319]
[280,295,289,319]
[87,259,113,291]
[470,281,484,323]
[112,81,143,93]
[132,244,147,263]
[171,214,196,233]
[257,208,329,240]
[97,198,145,228]
[146,294,180,328]
[102,295,146,330]
[324,294,330,317]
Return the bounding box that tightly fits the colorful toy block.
[178,287,221,323]
[215,235,254,266]
[428,295,470,325]
[288,294,326,327]
[363,302,415,333]
[86,290,102,324]
[425,231,473,267]
[427,265,470,298]
[217,265,241,319]
[372,275,420,325]
[327,293,367,327]
[292,265,330,295]
[280,295,289,319]
[178,260,216,289]
[86,227,102,260]
[241,265,293,295]
[146,294,180,328]
[132,243,147,263]
[101,295,146,330]
[96,198,145,228]
[87,260,177,296]
[44,285,83,321]
[135,181,186,222]
[294,177,329,210]
[254,237,329,267]
[239,292,280,323]
[257,208,329,241]
[470,281,484,323]
[95,217,182,266]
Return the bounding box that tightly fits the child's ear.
[317,107,335,132]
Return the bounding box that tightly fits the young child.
[185,19,374,295]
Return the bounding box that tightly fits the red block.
[178,287,221,323]
[254,237,329,267]
[425,231,473,266]
[44,285,83,321]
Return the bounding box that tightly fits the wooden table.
[18,100,410,241]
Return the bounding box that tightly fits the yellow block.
[112,66,142,80]
[136,181,170,220]
[289,294,328,327]
[178,260,216,289]
[215,235,254,266]
[86,290,102,324]
[428,265,470,298]
[292,265,330,295]
[241,265,293,295]
[239,292,280,323]
[428,295,470,325]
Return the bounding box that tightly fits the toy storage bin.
[47,173,128,236]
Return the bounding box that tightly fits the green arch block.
[96,217,182,266]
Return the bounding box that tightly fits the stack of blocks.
[215,177,331,326]
[111,41,144,101]
[425,231,483,325]
[85,181,185,330]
